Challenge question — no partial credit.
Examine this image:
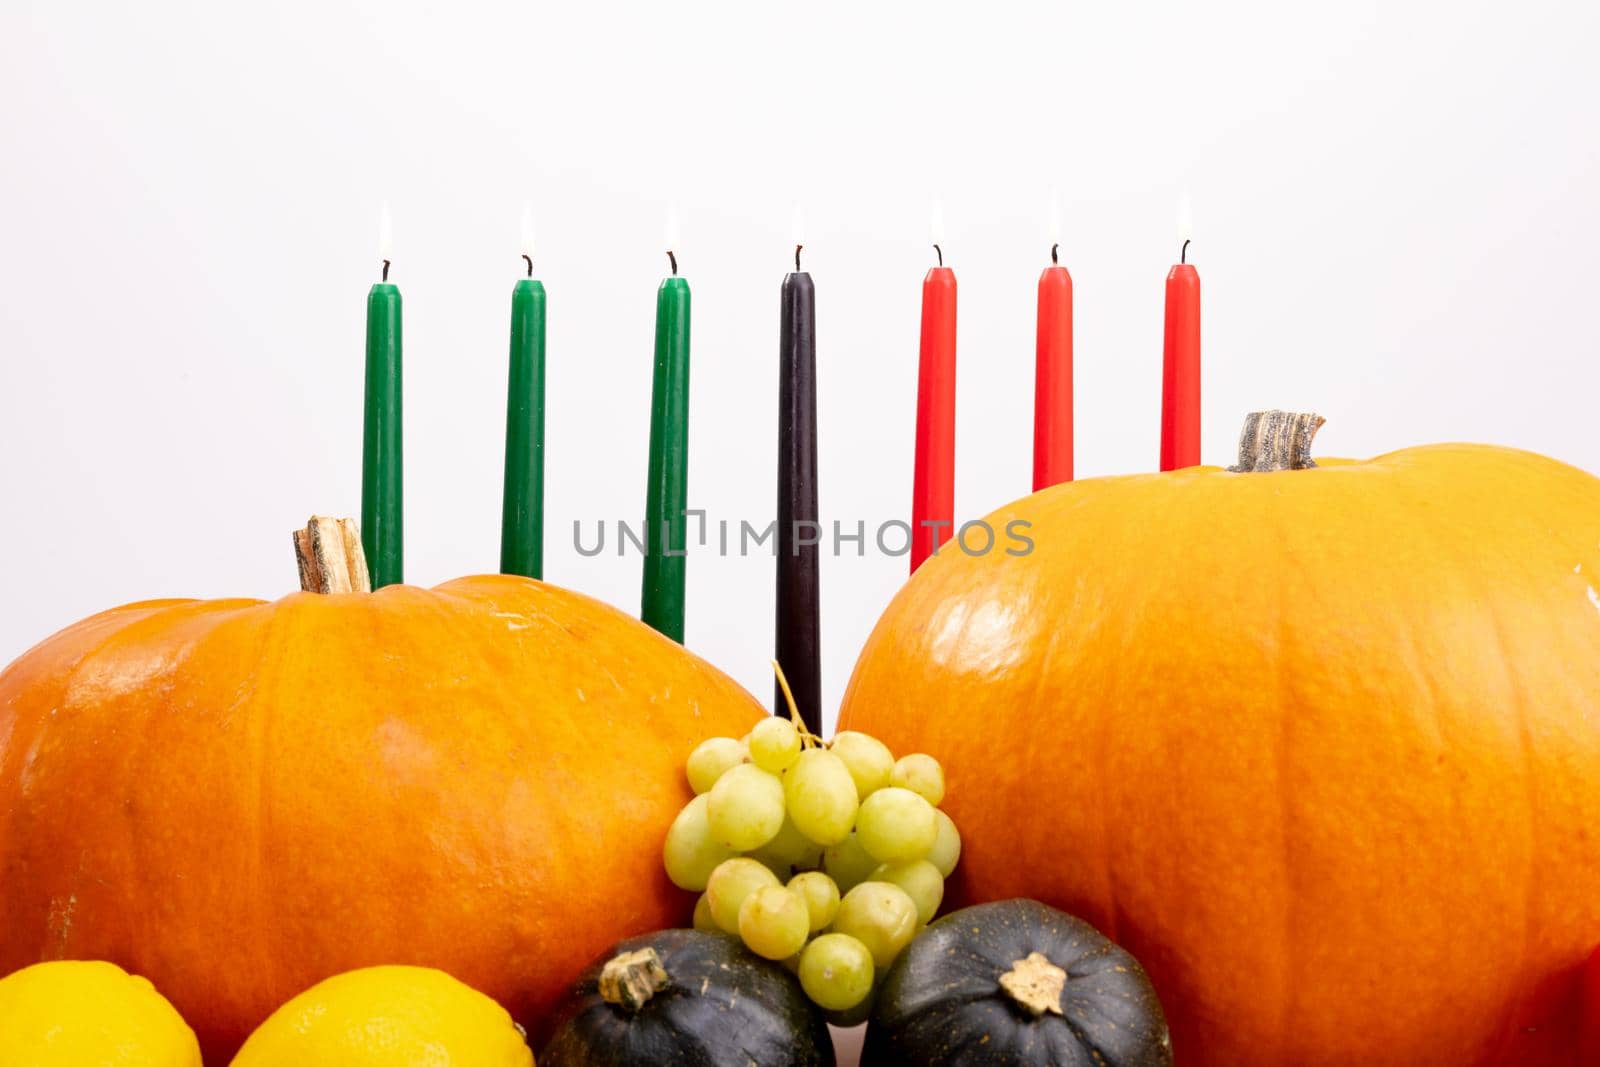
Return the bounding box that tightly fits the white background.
[2,3,1598,1062]
[4,0,1598,727]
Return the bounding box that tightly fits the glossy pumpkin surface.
[539,929,833,1066]
[840,443,1600,1066]
[0,576,764,1062]
[865,899,1170,1067]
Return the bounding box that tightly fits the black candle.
[776,230,821,735]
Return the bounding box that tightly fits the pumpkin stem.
[999,951,1068,1018]
[598,947,671,1012]
[292,516,372,594]
[1229,411,1326,472]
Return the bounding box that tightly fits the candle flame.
[929,197,945,249]
[378,201,393,264]
[1048,188,1062,247]
[1177,190,1193,246]
[520,201,535,261]
[791,203,806,249]
[664,202,680,255]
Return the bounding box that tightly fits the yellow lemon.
[0,959,201,1066]
[231,965,533,1066]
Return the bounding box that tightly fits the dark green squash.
[538,928,835,1067]
[864,899,1172,1066]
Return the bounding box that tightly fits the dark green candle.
[500,250,547,579]
[361,207,403,588]
[641,242,691,642]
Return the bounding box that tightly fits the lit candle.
[911,199,956,573]
[641,205,691,641]
[1160,192,1201,471]
[501,202,547,579]
[1034,190,1074,490]
[776,206,821,734]
[362,202,403,588]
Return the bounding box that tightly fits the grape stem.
[772,660,827,749]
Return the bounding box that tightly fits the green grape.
[832,881,920,968]
[822,832,880,894]
[855,787,937,862]
[787,870,841,932]
[869,859,944,924]
[749,717,802,773]
[692,892,718,932]
[798,933,875,1012]
[705,857,780,934]
[706,763,786,850]
[927,809,962,877]
[889,753,945,806]
[685,736,747,794]
[829,731,894,798]
[750,853,791,882]
[662,795,734,891]
[783,749,858,846]
[738,885,811,960]
[749,816,823,879]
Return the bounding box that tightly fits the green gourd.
[865,899,1171,1066]
[538,929,833,1067]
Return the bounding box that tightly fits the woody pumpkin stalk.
[292,516,371,593]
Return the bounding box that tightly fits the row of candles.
[358,199,1203,731]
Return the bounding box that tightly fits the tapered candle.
[642,207,691,641]
[1161,192,1201,471]
[1034,192,1074,490]
[501,203,547,579]
[776,208,821,735]
[911,200,956,573]
[362,202,403,588]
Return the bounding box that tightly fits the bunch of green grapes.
[663,701,960,1023]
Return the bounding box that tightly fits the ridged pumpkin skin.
[839,444,1600,1067]
[0,576,764,1064]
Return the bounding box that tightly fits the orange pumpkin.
[1581,946,1600,1067]
[0,519,763,1063]
[840,414,1600,1066]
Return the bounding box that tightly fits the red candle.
[1033,197,1073,489]
[1160,193,1201,470]
[911,202,956,572]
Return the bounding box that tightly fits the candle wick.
[1051,243,1059,266]
[667,249,678,275]
[1181,239,1190,265]
[381,259,391,283]
[795,244,803,272]
[522,253,533,278]
[933,243,943,267]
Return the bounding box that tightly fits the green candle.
[362,205,403,588]
[641,234,691,642]
[501,210,547,579]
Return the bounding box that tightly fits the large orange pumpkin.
[0,521,762,1063]
[840,414,1600,1066]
